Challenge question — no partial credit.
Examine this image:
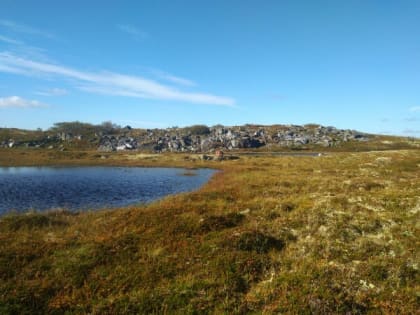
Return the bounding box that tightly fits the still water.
[0,167,214,214]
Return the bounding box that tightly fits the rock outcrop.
[96,124,369,152]
[0,123,370,152]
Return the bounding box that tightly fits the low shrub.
[235,231,285,253]
[199,212,244,232]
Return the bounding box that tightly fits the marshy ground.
[0,148,419,314]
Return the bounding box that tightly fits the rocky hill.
[0,123,375,152]
[97,124,370,152]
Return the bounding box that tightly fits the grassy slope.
[0,149,419,314]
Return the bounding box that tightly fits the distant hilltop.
[0,122,416,152]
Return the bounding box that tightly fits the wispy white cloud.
[409,106,420,112]
[35,88,68,96]
[0,96,47,108]
[0,52,236,107]
[1,27,51,62]
[151,70,196,87]
[117,24,148,40]
[0,19,54,39]
[0,34,23,45]
[78,85,149,98]
[0,63,32,75]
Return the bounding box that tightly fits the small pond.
[0,167,215,215]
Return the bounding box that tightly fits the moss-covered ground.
[0,148,418,314]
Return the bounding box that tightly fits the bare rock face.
[200,138,214,152]
[97,136,138,152]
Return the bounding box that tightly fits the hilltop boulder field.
[1,123,369,152]
[96,124,368,152]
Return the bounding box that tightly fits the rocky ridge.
[97,124,369,152]
[0,124,369,152]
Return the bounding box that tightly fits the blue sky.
[0,0,419,136]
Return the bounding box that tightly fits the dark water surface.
[0,167,214,214]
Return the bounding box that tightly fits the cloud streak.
[409,106,420,112]
[0,19,54,39]
[0,52,235,106]
[35,88,68,96]
[0,34,23,45]
[0,96,47,108]
[151,70,196,87]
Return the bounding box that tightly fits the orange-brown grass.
[0,149,419,314]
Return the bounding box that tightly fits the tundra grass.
[0,149,419,314]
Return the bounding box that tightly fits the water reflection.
[0,167,214,214]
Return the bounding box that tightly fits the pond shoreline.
[0,166,215,215]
